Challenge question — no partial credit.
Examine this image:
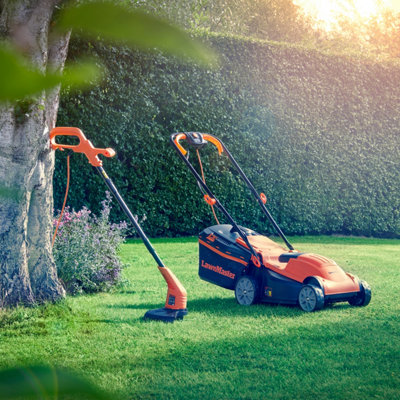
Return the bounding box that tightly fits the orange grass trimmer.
[51,127,187,322]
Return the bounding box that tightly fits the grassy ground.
[0,236,399,399]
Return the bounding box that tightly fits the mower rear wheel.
[298,284,324,312]
[348,280,371,307]
[235,276,258,306]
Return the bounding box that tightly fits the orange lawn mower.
[51,127,187,322]
[170,132,371,312]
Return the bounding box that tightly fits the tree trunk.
[0,0,69,307]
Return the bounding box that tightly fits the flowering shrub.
[53,192,127,294]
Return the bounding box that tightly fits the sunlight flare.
[294,0,400,32]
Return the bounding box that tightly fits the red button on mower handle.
[204,194,216,206]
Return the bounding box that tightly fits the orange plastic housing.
[173,133,188,156]
[158,267,187,310]
[237,235,359,295]
[204,194,216,206]
[260,193,267,204]
[202,134,223,155]
[173,132,224,156]
[50,127,115,167]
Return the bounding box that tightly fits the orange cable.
[52,154,70,247]
[196,149,220,225]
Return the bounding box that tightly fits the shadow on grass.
[125,316,400,400]
[102,297,312,319]
[98,302,399,400]
[91,298,360,328]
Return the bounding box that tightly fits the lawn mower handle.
[171,133,262,262]
[171,132,294,252]
[172,132,223,156]
[50,127,116,167]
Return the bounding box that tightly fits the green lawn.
[1,236,399,399]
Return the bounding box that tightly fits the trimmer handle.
[172,132,223,156]
[50,127,115,167]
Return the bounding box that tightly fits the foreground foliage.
[0,0,214,103]
[0,365,110,400]
[0,236,399,399]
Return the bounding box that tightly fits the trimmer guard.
[144,308,188,323]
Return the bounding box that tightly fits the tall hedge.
[56,33,400,238]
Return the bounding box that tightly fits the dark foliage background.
[56,33,400,238]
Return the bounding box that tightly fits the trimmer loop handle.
[50,127,116,167]
[173,132,223,156]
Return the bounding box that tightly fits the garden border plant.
[53,191,127,294]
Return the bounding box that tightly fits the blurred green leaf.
[0,365,111,399]
[0,1,216,103]
[62,59,104,88]
[57,1,217,65]
[0,44,60,102]
[0,44,102,102]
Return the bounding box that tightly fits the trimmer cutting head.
[144,307,188,322]
[144,266,188,322]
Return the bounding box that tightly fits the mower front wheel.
[298,284,324,312]
[348,280,371,307]
[235,276,259,306]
